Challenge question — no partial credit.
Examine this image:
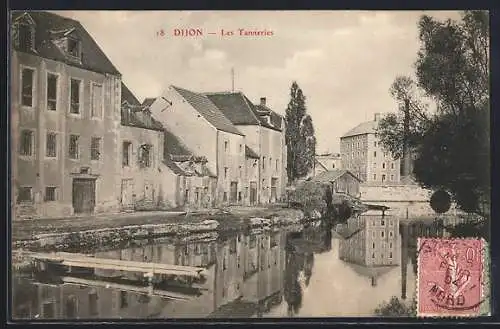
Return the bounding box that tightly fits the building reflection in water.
[14,225,326,320]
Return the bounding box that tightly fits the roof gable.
[121,82,141,106]
[11,11,120,76]
[245,145,260,159]
[312,169,362,183]
[205,92,261,126]
[13,12,36,26]
[341,120,377,138]
[171,86,243,136]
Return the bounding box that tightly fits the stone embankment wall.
[359,184,460,218]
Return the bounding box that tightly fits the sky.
[56,10,462,154]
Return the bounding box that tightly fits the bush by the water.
[374,296,416,317]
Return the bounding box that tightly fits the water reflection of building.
[12,230,289,320]
[210,229,286,317]
[339,215,401,267]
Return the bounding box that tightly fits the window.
[374,141,377,147]
[17,186,32,203]
[332,163,335,169]
[262,179,265,190]
[389,231,393,237]
[45,132,57,157]
[122,141,132,167]
[69,135,79,159]
[372,242,375,249]
[69,78,81,114]
[120,291,128,309]
[373,151,377,157]
[382,174,386,182]
[223,192,227,202]
[91,137,101,160]
[389,252,393,259]
[46,73,58,111]
[269,157,272,169]
[391,163,394,169]
[44,186,56,201]
[381,219,385,226]
[88,290,98,316]
[238,191,242,202]
[195,189,199,202]
[382,162,386,169]
[224,141,228,152]
[389,242,393,248]
[262,157,266,171]
[238,165,242,178]
[276,159,279,171]
[391,174,394,181]
[21,68,34,107]
[373,174,376,180]
[372,252,375,259]
[224,167,228,179]
[20,130,33,156]
[17,23,34,51]
[138,144,152,167]
[65,295,78,318]
[67,38,81,58]
[381,231,385,238]
[91,83,103,118]
[239,144,242,153]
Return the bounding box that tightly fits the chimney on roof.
[374,113,381,122]
[260,97,266,106]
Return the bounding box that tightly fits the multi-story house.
[120,83,164,211]
[205,92,287,204]
[314,153,342,176]
[11,11,122,219]
[340,113,400,184]
[148,85,246,206]
[338,215,401,267]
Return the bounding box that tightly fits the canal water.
[12,215,445,319]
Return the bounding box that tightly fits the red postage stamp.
[417,238,487,317]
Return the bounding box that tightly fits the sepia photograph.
[10,10,490,320]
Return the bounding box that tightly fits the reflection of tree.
[284,236,304,317]
[303,253,314,287]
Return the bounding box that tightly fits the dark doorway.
[230,181,238,203]
[72,178,96,214]
[271,178,278,202]
[250,182,257,205]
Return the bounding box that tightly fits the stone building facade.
[206,93,287,204]
[11,11,122,219]
[340,113,400,184]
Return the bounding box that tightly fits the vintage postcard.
[10,10,490,320]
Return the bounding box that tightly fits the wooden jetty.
[15,251,206,279]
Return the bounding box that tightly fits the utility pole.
[231,67,235,92]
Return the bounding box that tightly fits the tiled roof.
[245,145,260,159]
[204,92,260,125]
[121,84,163,132]
[250,103,283,132]
[163,128,192,157]
[312,169,362,183]
[341,120,377,138]
[162,157,189,176]
[171,86,244,136]
[314,158,328,171]
[121,82,141,106]
[142,97,157,108]
[11,11,120,76]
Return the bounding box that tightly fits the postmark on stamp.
[417,238,489,317]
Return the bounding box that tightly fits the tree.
[285,82,316,183]
[377,11,490,216]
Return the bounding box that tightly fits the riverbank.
[12,205,304,252]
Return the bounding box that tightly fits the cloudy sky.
[56,10,462,153]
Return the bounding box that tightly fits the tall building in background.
[340,113,400,184]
